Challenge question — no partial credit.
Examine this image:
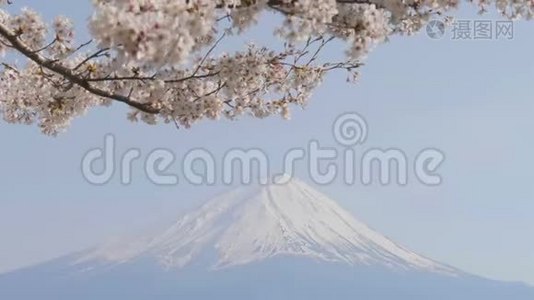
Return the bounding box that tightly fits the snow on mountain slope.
[77,178,457,275]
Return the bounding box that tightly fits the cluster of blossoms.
[90,0,219,67]
[0,0,533,135]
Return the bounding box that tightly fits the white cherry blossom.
[0,0,532,135]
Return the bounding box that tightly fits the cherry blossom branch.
[0,23,160,114]
[1,0,527,136]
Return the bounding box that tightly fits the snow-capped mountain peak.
[79,179,456,275]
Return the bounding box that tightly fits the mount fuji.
[1,179,532,299]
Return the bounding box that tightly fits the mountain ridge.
[2,178,534,300]
[75,178,458,275]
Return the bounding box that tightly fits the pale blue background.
[0,0,533,286]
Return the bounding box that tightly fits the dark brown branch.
[73,48,110,71]
[0,24,160,114]
[216,0,376,9]
[86,71,220,83]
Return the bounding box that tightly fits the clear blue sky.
[0,0,533,286]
